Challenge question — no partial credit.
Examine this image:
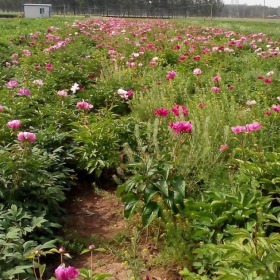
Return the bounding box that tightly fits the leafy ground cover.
[0,16,279,279]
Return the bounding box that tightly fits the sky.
[223,0,280,7]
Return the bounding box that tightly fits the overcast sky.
[223,0,280,7]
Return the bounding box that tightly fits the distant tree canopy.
[0,0,224,16]
[0,0,279,17]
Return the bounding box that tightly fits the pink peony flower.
[154,108,169,117]
[7,120,21,130]
[0,105,4,112]
[76,100,93,111]
[263,78,272,84]
[231,125,246,134]
[246,121,262,132]
[5,80,19,89]
[193,68,202,76]
[22,49,32,56]
[18,88,30,96]
[55,265,79,280]
[166,71,176,80]
[169,121,193,134]
[271,105,280,112]
[171,105,189,117]
[211,86,221,93]
[212,76,221,82]
[219,144,229,151]
[117,88,133,100]
[46,63,53,71]
[57,90,68,97]
[17,132,36,143]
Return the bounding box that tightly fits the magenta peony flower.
[5,80,19,89]
[171,105,189,117]
[212,76,221,82]
[17,132,36,143]
[169,121,193,134]
[17,88,31,96]
[211,86,221,93]
[271,105,280,112]
[231,125,246,134]
[154,108,169,117]
[193,68,202,76]
[7,120,21,130]
[76,100,93,111]
[55,265,79,280]
[263,78,272,84]
[46,63,54,71]
[246,121,262,132]
[166,71,176,80]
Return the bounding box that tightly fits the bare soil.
[63,184,182,280]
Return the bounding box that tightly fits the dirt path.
[63,185,181,280]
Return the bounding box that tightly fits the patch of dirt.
[63,185,182,280]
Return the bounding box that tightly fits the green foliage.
[0,204,57,279]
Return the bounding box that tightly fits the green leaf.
[39,264,46,277]
[142,202,160,227]
[156,179,169,197]
[123,194,139,218]
[80,248,91,255]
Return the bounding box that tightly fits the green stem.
[90,250,93,278]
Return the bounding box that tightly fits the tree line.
[0,0,279,18]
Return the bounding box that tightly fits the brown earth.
[63,185,182,280]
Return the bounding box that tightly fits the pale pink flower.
[0,105,4,112]
[55,265,79,280]
[277,96,280,102]
[169,121,193,134]
[12,60,19,65]
[154,108,169,117]
[18,88,30,96]
[17,132,36,143]
[5,80,19,88]
[219,144,229,151]
[271,105,280,112]
[117,88,133,100]
[193,68,202,76]
[231,125,246,134]
[57,90,68,97]
[171,105,188,117]
[7,120,21,130]
[11,53,18,58]
[211,86,221,93]
[22,49,32,56]
[76,100,93,111]
[166,71,176,80]
[33,79,44,86]
[246,121,262,132]
[5,62,11,67]
[266,71,274,76]
[149,61,157,66]
[246,100,257,106]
